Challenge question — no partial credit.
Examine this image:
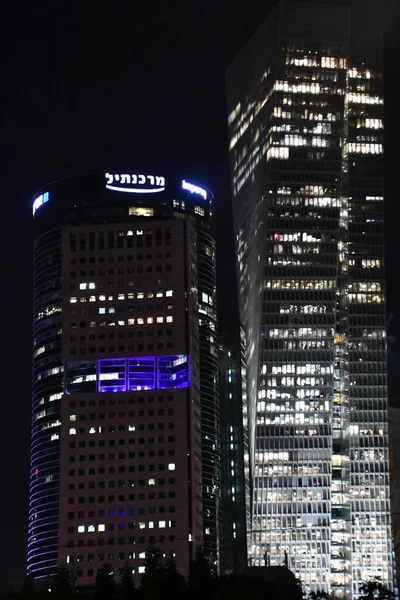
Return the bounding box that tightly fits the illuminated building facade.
[219,328,249,574]
[28,172,219,583]
[226,2,391,597]
[389,407,400,583]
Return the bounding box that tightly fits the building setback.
[28,172,219,583]
[226,1,391,597]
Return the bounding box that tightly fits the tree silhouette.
[19,575,38,599]
[139,545,165,600]
[51,564,74,599]
[164,555,186,598]
[359,580,394,600]
[119,563,136,600]
[95,562,116,600]
[309,592,331,600]
[188,546,216,599]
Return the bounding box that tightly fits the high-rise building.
[226,1,391,597]
[28,172,219,583]
[219,328,249,574]
[389,407,400,582]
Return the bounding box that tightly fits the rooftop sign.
[105,173,166,194]
[32,192,49,216]
[181,180,207,200]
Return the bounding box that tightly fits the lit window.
[137,318,144,325]
[149,521,154,529]
[128,319,135,325]
[118,320,125,326]
[129,425,135,432]
[78,526,85,533]
[70,415,76,421]
[99,295,106,302]
[136,230,143,235]
[118,294,125,300]
[147,317,154,324]
[194,205,205,216]
[139,522,146,529]
[69,428,76,435]
[139,552,146,559]
[129,207,154,217]
[321,56,346,68]
[166,316,173,323]
[168,463,175,471]
[137,293,144,299]
[127,230,133,236]
[70,297,77,303]
[365,118,383,129]
[139,566,145,574]
[148,479,155,485]
[159,521,166,528]
[99,308,106,314]
[156,292,163,298]
[156,317,164,323]
[267,147,289,161]
[347,92,383,105]
[89,283,95,289]
[80,297,86,303]
[89,427,96,434]
[109,307,115,314]
[166,290,173,297]
[88,525,95,533]
[79,283,87,290]
[346,142,383,154]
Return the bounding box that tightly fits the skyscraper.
[28,172,219,583]
[226,1,391,597]
[219,328,249,574]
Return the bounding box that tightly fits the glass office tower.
[28,172,219,582]
[219,328,249,574]
[226,2,391,597]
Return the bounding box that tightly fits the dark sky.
[1,0,399,589]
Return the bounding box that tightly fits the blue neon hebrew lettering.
[138,175,146,184]
[147,175,155,185]
[131,174,137,184]
[105,172,113,184]
[121,174,131,184]
[156,176,165,186]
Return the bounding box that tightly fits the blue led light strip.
[97,355,189,392]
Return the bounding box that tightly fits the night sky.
[1,0,399,589]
